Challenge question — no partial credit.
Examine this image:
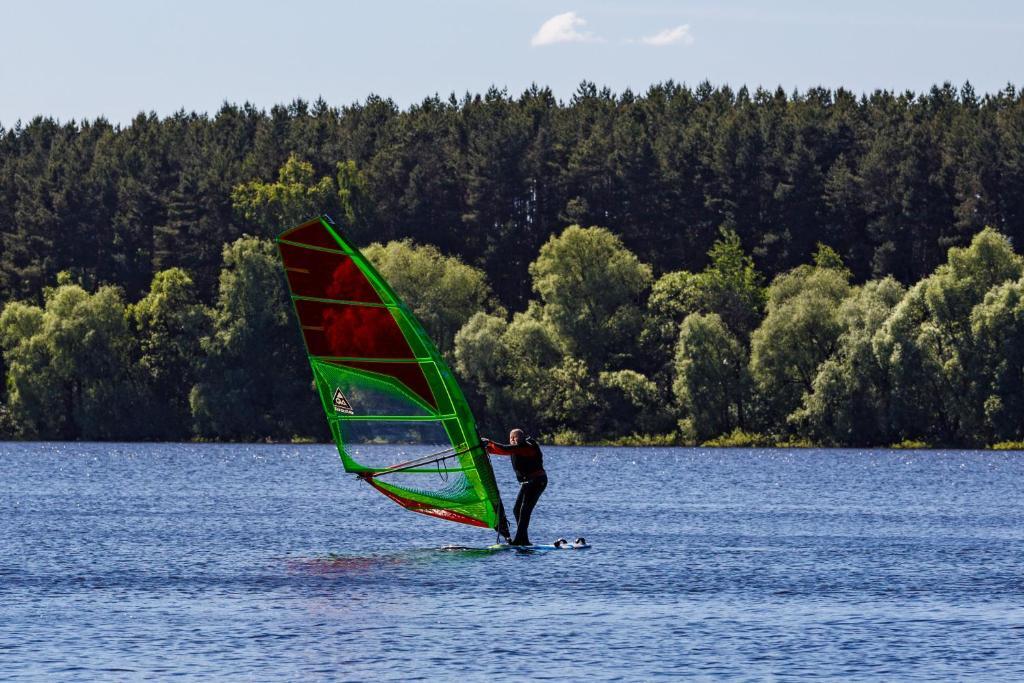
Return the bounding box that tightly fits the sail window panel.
[312,361,435,417]
[338,425,454,467]
[279,242,383,304]
[279,219,343,250]
[295,300,415,359]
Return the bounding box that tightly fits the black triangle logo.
[333,388,354,414]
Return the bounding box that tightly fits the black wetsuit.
[485,437,547,546]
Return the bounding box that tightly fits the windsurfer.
[483,429,547,546]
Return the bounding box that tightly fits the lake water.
[2,443,1024,680]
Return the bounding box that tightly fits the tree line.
[5,81,1024,307]
[2,81,1024,445]
[2,216,1022,447]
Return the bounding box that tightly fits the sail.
[277,216,504,530]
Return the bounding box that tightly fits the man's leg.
[513,483,527,525]
[511,476,547,545]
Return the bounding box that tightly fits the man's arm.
[483,438,514,456]
[482,439,536,456]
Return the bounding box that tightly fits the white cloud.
[640,25,694,47]
[531,12,601,47]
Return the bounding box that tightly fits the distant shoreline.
[2,439,1022,451]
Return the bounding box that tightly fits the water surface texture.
[3,443,1024,680]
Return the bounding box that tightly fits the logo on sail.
[333,388,354,414]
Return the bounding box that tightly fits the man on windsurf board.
[483,429,547,546]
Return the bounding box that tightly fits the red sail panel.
[295,300,415,359]
[335,360,438,410]
[279,241,382,303]
[279,219,342,250]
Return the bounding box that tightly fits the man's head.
[509,428,526,445]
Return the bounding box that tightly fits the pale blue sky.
[2,0,1023,125]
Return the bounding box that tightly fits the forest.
[1,81,1024,446]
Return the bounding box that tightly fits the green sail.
[277,215,504,530]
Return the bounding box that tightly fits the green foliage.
[598,432,681,447]
[0,280,147,439]
[990,441,1024,451]
[528,356,601,434]
[546,429,587,446]
[231,155,340,236]
[190,237,322,440]
[970,277,1024,442]
[812,242,850,275]
[673,313,751,442]
[454,306,598,437]
[702,229,769,338]
[362,240,494,357]
[872,228,1024,444]
[336,159,373,235]
[642,270,698,382]
[749,264,851,429]
[529,225,651,369]
[0,403,13,439]
[453,311,512,416]
[790,278,905,445]
[0,301,50,437]
[643,228,765,386]
[701,429,773,448]
[598,369,669,436]
[128,268,209,439]
[456,229,659,440]
[455,308,552,431]
[774,436,815,448]
[890,440,931,450]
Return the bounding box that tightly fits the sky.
[2,0,1023,125]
